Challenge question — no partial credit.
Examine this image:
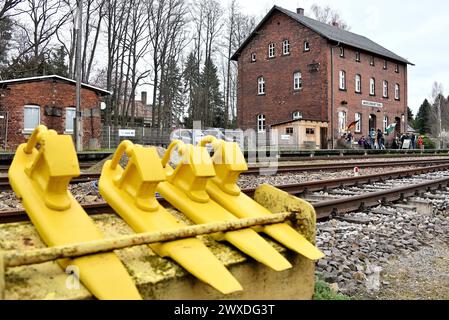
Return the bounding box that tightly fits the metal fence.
[101,126,172,149]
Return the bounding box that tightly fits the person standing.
[411,134,416,149]
[377,129,385,150]
[418,136,424,151]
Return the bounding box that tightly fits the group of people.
[344,130,425,150]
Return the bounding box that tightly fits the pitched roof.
[231,5,413,65]
[0,75,111,95]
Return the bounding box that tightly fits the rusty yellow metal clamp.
[8,126,141,300]
[98,140,242,294]
[157,139,292,271]
[202,137,324,261]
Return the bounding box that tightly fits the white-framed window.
[268,43,275,58]
[294,72,302,90]
[355,51,361,62]
[383,80,389,98]
[370,78,376,95]
[65,107,76,133]
[24,105,40,132]
[293,111,303,120]
[339,70,346,90]
[383,60,388,70]
[395,84,400,100]
[340,47,345,57]
[338,111,347,133]
[251,52,256,62]
[257,77,265,95]
[304,41,310,52]
[282,39,290,55]
[370,56,375,66]
[395,64,399,73]
[257,114,266,133]
[355,113,362,133]
[383,116,388,133]
[355,74,361,93]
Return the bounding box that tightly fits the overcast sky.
[236,0,449,114]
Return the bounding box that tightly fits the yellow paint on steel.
[98,141,242,294]
[157,140,292,271]
[203,138,325,261]
[8,126,141,300]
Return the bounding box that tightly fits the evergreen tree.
[201,58,225,128]
[407,107,415,128]
[183,52,201,127]
[415,99,432,134]
[0,17,12,67]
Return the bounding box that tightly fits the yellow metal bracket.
[8,126,141,300]
[99,140,242,294]
[157,139,292,271]
[203,137,325,261]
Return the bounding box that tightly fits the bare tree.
[310,4,350,30]
[0,0,22,21]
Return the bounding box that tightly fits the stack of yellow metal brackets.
[8,126,324,300]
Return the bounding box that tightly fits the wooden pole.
[0,252,5,300]
[3,212,299,268]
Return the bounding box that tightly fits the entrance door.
[320,127,328,149]
[369,114,377,132]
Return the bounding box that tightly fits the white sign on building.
[362,100,383,108]
[119,129,136,137]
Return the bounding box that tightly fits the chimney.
[141,91,147,106]
[296,8,304,15]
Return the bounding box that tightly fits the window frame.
[383,80,389,98]
[268,43,275,58]
[257,114,266,133]
[293,111,302,120]
[339,47,345,58]
[251,52,256,62]
[257,76,265,95]
[383,116,389,134]
[293,71,302,90]
[383,60,388,70]
[355,51,361,62]
[370,56,375,66]
[65,107,77,133]
[395,83,400,100]
[355,74,362,93]
[370,78,376,96]
[23,105,41,132]
[355,113,362,133]
[339,70,346,90]
[282,39,290,55]
[338,111,347,133]
[306,128,315,135]
[303,41,310,52]
[286,127,294,135]
[395,64,400,73]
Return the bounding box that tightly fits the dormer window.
[293,111,303,120]
[268,43,275,58]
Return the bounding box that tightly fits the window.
[24,105,40,131]
[339,47,345,58]
[294,72,302,90]
[355,74,361,93]
[355,51,361,62]
[395,84,400,100]
[304,41,310,52]
[293,111,303,120]
[257,114,266,133]
[306,128,315,135]
[339,70,346,90]
[65,107,76,133]
[383,80,388,98]
[282,40,290,55]
[395,64,399,73]
[370,56,375,66]
[370,78,376,96]
[383,60,388,70]
[268,43,275,58]
[286,127,294,135]
[383,116,388,133]
[258,77,265,95]
[338,111,347,133]
[355,113,362,133]
[251,53,256,62]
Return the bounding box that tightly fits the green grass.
[314,279,352,300]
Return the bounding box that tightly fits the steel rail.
[1,164,449,224]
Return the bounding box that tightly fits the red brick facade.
[0,78,106,150]
[235,9,409,148]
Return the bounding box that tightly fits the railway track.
[0,158,448,191]
[2,163,449,224]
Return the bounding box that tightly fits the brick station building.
[0,75,110,150]
[232,6,413,149]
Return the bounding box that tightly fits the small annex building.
[0,75,110,150]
